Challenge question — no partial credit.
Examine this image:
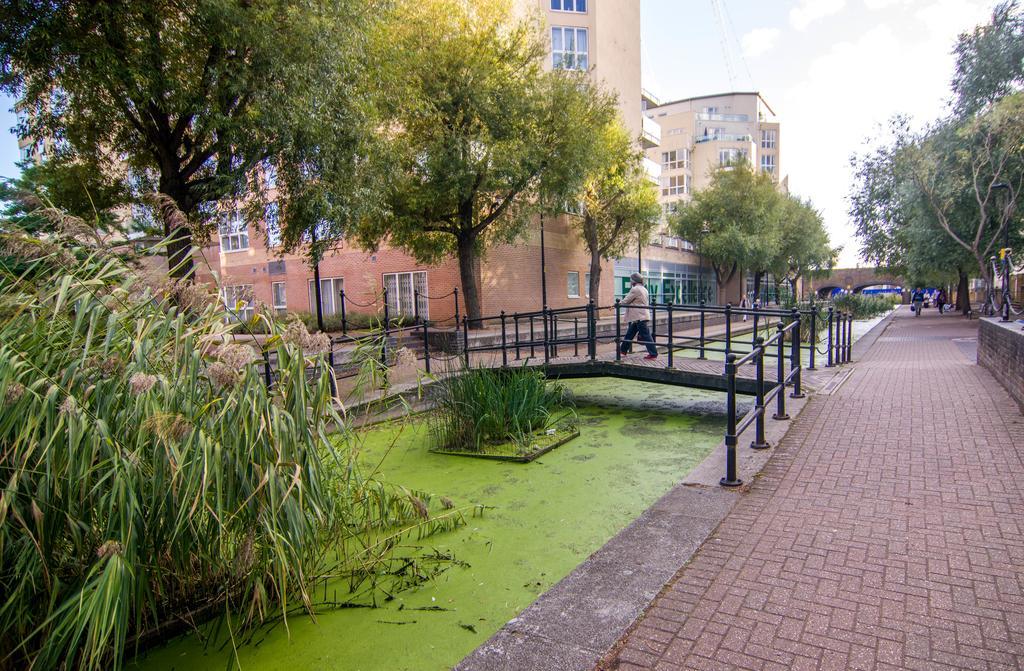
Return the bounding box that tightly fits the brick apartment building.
[194,3,793,326]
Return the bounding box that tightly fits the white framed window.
[760,154,776,174]
[704,106,719,115]
[272,282,287,316]
[718,149,748,166]
[662,175,688,196]
[567,271,580,298]
[761,129,777,149]
[584,272,591,298]
[550,0,586,11]
[383,271,428,319]
[552,27,588,70]
[264,202,281,247]
[308,277,344,317]
[218,212,249,252]
[661,149,689,170]
[222,285,255,322]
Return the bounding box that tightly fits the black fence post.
[790,308,805,399]
[839,312,847,364]
[808,302,818,370]
[263,350,272,388]
[530,315,536,360]
[699,299,706,359]
[340,289,348,336]
[588,299,597,362]
[752,304,759,348]
[720,353,742,487]
[667,300,675,369]
[381,287,390,366]
[514,314,521,361]
[422,317,431,375]
[552,313,559,358]
[543,306,550,365]
[773,320,789,420]
[413,289,420,325]
[751,337,769,450]
[650,301,657,343]
[615,299,622,362]
[500,311,508,368]
[826,306,834,367]
[462,315,470,368]
[846,312,853,362]
[574,316,580,357]
[453,287,460,326]
[724,303,733,359]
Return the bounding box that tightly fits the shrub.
[0,230,462,670]
[832,293,899,319]
[428,367,573,453]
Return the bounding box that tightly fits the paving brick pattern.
[600,310,1024,671]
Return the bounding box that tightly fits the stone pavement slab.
[599,309,1024,670]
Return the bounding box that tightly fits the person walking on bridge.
[619,272,658,360]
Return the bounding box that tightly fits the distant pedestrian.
[619,273,658,360]
[936,289,947,314]
[911,287,925,316]
[739,295,750,322]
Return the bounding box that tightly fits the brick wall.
[978,318,1024,409]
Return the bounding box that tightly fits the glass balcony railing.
[641,114,661,146]
[694,133,752,144]
[697,112,750,122]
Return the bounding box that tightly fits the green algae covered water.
[133,378,725,671]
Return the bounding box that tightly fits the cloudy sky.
[642,0,1000,266]
[0,0,1002,267]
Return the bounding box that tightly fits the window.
[222,285,255,322]
[383,271,428,319]
[662,175,688,196]
[584,272,591,298]
[550,0,586,11]
[567,271,580,298]
[552,27,588,70]
[218,212,249,252]
[308,277,344,317]
[704,107,719,115]
[272,282,287,315]
[661,149,689,170]
[760,154,776,174]
[718,149,748,166]
[663,200,681,217]
[761,129,777,149]
[265,202,281,247]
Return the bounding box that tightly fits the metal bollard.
[826,306,834,367]
[808,303,818,370]
[773,320,789,420]
[751,337,769,450]
[790,309,805,399]
[720,353,743,487]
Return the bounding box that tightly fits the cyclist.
[911,287,925,316]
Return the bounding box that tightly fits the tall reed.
[0,228,462,670]
[427,367,573,453]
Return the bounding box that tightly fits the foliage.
[0,159,131,236]
[671,161,783,289]
[952,1,1024,115]
[573,121,661,300]
[831,293,900,319]
[0,0,381,279]
[428,368,574,454]
[356,0,616,322]
[0,227,465,670]
[772,195,837,289]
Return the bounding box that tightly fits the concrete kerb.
[454,310,898,671]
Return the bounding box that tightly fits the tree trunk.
[956,268,970,315]
[584,216,602,303]
[753,270,763,302]
[456,233,483,327]
[159,178,196,281]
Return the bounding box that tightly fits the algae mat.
[134,379,723,671]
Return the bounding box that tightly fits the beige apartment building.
[197,0,652,326]
[636,91,787,305]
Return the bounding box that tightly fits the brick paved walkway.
[601,310,1024,671]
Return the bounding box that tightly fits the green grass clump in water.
[428,367,575,455]
[132,379,724,671]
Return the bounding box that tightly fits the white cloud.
[863,0,916,10]
[741,28,782,59]
[790,0,846,31]
[778,0,993,265]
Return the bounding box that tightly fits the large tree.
[671,160,782,299]
[355,0,616,323]
[952,1,1024,116]
[0,0,378,279]
[573,121,660,302]
[771,195,836,298]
